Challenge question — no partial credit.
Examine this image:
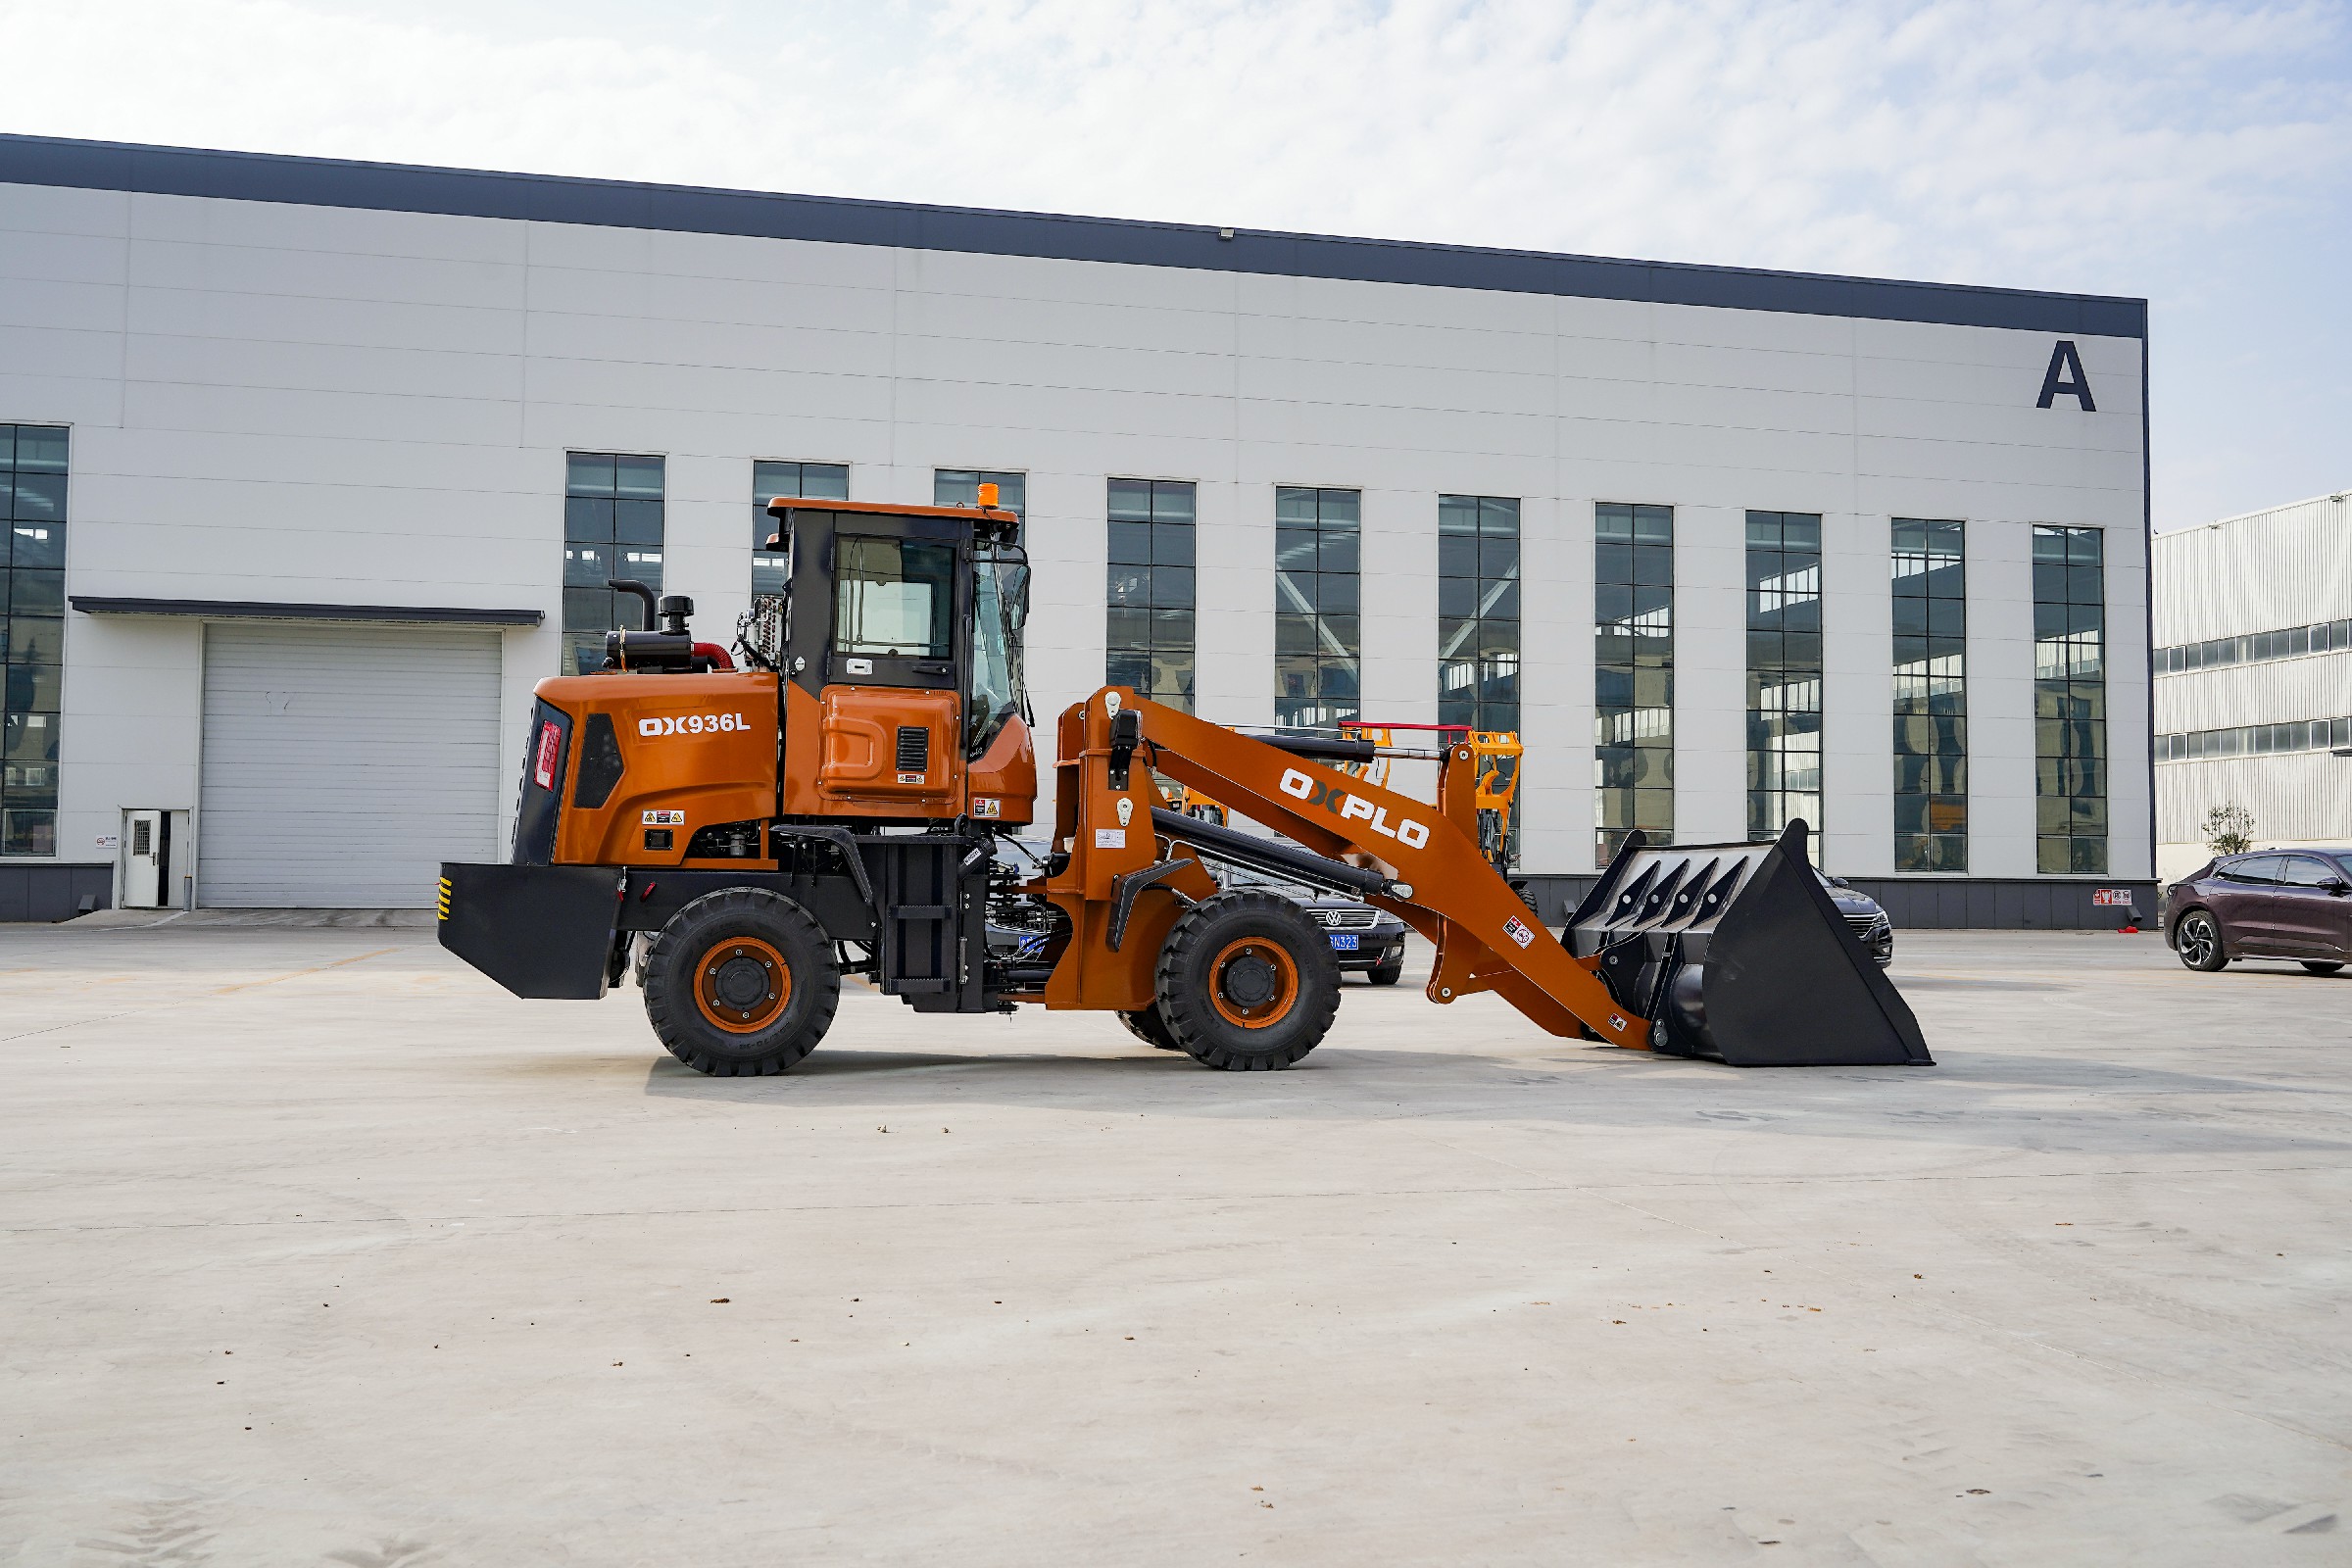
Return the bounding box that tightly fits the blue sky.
[7,0,2346,530]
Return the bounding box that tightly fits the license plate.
[1329,934,1359,951]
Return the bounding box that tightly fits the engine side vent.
[896,725,930,774]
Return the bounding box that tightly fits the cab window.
[834,535,956,659]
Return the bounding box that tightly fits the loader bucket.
[1563,822,1932,1067]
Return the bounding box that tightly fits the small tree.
[2202,803,2254,857]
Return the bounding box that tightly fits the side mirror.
[2324,878,2351,896]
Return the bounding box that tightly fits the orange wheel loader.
[437,492,1931,1075]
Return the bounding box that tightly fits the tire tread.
[643,888,840,1075]
[1153,890,1340,1071]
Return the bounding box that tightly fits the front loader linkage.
[1038,690,1929,1069]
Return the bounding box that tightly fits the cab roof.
[762,497,1020,524]
[760,496,1021,553]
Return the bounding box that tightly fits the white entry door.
[198,622,504,907]
[122,810,165,906]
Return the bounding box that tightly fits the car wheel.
[2301,961,2345,976]
[2175,910,2227,972]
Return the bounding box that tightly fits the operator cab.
[755,489,1036,827]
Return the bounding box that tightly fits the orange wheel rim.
[1208,937,1299,1030]
[694,936,792,1034]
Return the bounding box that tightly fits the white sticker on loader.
[898,772,926,784]
[1503,915,1535,949]
[1095,828,1126,849]
[642,809,686,826]
[638,713,749,737]
[1276,766,1431,850]
[972,797,1002,818]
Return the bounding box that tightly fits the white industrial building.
[0,134,2154,923]
[2152,492,2352,880]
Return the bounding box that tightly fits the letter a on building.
[2036,340,2095,412]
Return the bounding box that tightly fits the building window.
[2034,525,2106,873]
[563,453,663,675]
[753,461,849,597]
[935,469,1026,534]
[1891,518,1967,871]
[1595,503,1674,861]
[2159,715,2351,760]
[1274,487,1361,728]
[2157,617,2351,674]
[1746,512,1823,842]
[1105,479,1197,711]
[1438,496,1520,733]
[2,424,68,858]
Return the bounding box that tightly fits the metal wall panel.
[2150,494,2352,872]
[0,862,114,922]
[2153,495,2352,645]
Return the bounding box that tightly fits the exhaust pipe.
[1563,821,1932,1067]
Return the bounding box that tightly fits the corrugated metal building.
[0,133,2155,922]
[2152,492,2352,880]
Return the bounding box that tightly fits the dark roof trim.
[72,595,541,626]
[1,133,2145,338]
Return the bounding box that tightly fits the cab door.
[779,510,966,819]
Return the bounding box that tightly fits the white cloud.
[6,0,2339,290]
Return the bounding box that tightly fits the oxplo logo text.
[1277,767,1431,850]
[639,712,749,737]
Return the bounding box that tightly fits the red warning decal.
[533,720,561,790]
[1503,915,1535,949]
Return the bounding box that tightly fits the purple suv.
[2162,850,2352,974]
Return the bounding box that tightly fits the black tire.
[643,889,840,1075]
[2302,961,2345,976]
[1367,956,1404,987]
[1119,1004,1185,1050]
[1153,891,1340,1071]
[2175,909,2227,972]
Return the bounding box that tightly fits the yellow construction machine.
[1338,722,1522,873]
[438,490,1930,1075]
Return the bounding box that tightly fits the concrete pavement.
[1,923,2346,1564]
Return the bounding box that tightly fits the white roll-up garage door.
[199,622,504,907]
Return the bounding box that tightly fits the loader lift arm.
[1042,691,1648,1049]
[1043,689,1930,1067]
